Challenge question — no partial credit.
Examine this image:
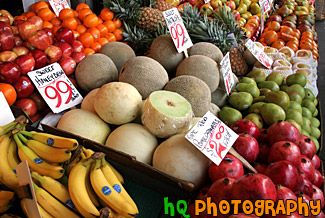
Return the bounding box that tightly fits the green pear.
[285,109,303,125]
[265,91,290,109]
[219,106,242,126]
[266,72,284,86]
[302,107,312,119]
[228,92,253,110]
[287,101,302,113]
[236,83,260,98]
[247,68,266,83]
[245,113,263,129]
[286,73,307,87]
[260,103,286,125]
[258,81,280,91]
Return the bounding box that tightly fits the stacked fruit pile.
[0,119,138,218]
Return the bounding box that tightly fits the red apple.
[195,0,205,8]
[14,36,23,46]
[12,46,29,56]
[268,14,282,23]
[186,0,197,5]
[13,76,34,98]
[10,26,19,36]
[29,92,46,111]
[0,10,14,25]
[234,10,241,21]
[226,0,236,10]
[27,16,43,31]
[0,62,21,84]
[13,19,25,27]
[71,52,85,63]
[15,98,37,117]
[55,27,74,45]
[0,14,10,25]
[59,56,76,76]
[44,45,62,64]
[54,42,73,57]
[200,4,213,16]
[71,40,84,53]
[23,41,35,50]
[42,27,54,40]
[28,30,52,51]
[0,21,12,34]
[0,30,14,51]
[18,21,37,41]
[15,54,35,75]
[210,0,222,9]
[30,50,47,69]
[0,51,17,62]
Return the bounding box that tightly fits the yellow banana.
[0,205,11,214]
[7,140,19,171]
[0,190,14,201]
[20,130,78,150]
[0,135,18,189]
[66,149,87,176]
[21,199,54,218]
[0,122,17,136]
[109,209,129,218]
[14,134,65,180]
[31,172,75,209]
[83,148,94,158]
[68,158,100,218]
[18,133,71,163]
[20,199,29,217]
[100,159,137,213]
[85,168,101,208]
[33,182,80,218]
[0,199,11,207]
[90,159,138,218]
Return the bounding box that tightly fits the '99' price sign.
[245,39,273,68]
[28,63,83,113]
[185,111,239,165]
[163,8,193,53]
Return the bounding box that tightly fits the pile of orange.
[258,21,318,60]
[22,2,123,56]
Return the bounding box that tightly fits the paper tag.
[260,0,271,13]
[185,111,239,165]
[245,39,273,68]
[220,52,235,95]
[28,63,83,114]
[16,161,42,218]
[48,0,70,16]
[0,92,15,126]
[204,0,211,3]
[163,8,193,53]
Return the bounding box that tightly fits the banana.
[83,148,94,158]
[0,135,18,189]
[109,209,129,218]
[0,122,17,136]
[0,191,14,201]
[0,205,11,214]
[21,199,55,218]
[7,139,19,171]
[66,150,87,176]
[13,134,65,180]
[33,183,80,218]
[90,159,138,218]
[20,131,78,150]
[100,159,137,212]
[31,172,75,209]
[85,168,101,208]
[18,133,71,163]
[68,158,100,218]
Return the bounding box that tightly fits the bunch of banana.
[68,152,138,218]
[0,190,15,214]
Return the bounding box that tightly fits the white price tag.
[185,111,239,165]
[163,8,193,53]
[220,52,235,95]
[260,0,271,13]
[204,0,211,3]
[0,92,15,126]
[48,0,70,16]
[28,63,83,114]
[245,39,273,68]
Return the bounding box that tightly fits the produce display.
[0,0,324,217]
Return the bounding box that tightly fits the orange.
[84,48,95,56]
[300,41,313,48]
[0,83,17,106]
[79,32,95,48]
[38,8,55,21]
[50,18,61,26]
[267,21,281,32]
[87,27,101,40]
[96,24,108,37]
[53,25,62,34]
[75,18,82,25]
[113,18,122,28]
[280,26,293,36]
[59,8,74,21]
[98,17,103,24]
[100,8,114,21]
[91,42,101,52]
[286,40,299,48]
[14,15,27,21]
[73,10,79,18]
[291,29,301,39]
[73,30,80,39]
[29,3,36,13]
[113,28,123,41]
[301,31,313,39]
[43,21,53,29]
[281,33,295,42]
[300,37,313,45]
[78,8,92,21]
[76,3,90,12]
[264,30,278,45]
[271,40,285,49]
[98,37,109,46]
[83,14,99,28]
[34,1,49,13]
[76,24,87,34]
[25,12,36,18]
[62,17,78,30]
[104,20,115,33]
[106,33,116,42]
[287,43,298,52]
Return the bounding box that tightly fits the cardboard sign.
[163,8,193,53]
[220,52,235,95]
[28,63,83,114]
[245,39,273,68]
[0,92,15,126]
[48,0,70,16]
[185,111,239,165]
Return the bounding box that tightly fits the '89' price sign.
[185,111,239,165]
[28,63,83,113]
[163,8,193,53]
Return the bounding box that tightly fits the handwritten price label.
[28,63,83,113]
[260,0,271,13]
[204,0,211,3]
[0,92,14,126]
[48,0,70,16]
[163,8,193,53]
[245,39,273,68]
[185,111,239,165]
[220,52,235,95]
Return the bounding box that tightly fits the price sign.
[48,0,70,16]
[245,39,273,68]
[28,63,83,113]
[220,52,235,95]
[260,0,271,13]
[0,92,14,126]
[204,0,211,3]
[185,111,239,165]
[163,8,193,53]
